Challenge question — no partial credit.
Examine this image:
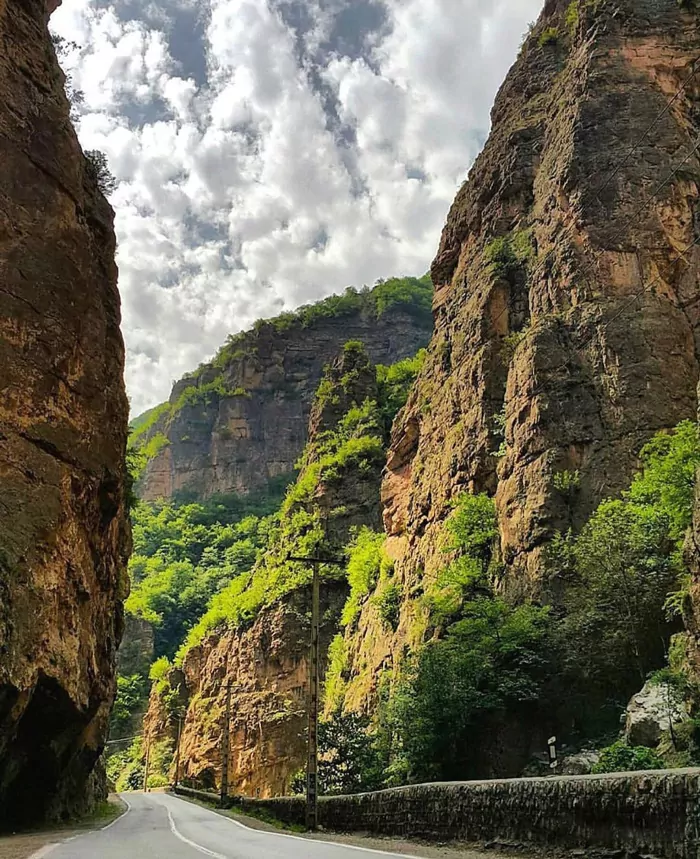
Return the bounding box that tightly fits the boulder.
[624,680,687,748]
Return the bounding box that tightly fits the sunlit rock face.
[0,0,130,826]
[341,0,700,773]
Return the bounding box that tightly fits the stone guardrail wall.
[173,768,700,858]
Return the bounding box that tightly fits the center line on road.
[166,794,421,858]
[167,807,227,858]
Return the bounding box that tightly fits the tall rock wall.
[342,0,700,743]
[138,307,431,502]
[147,346,387,796]
[0,0,130,825]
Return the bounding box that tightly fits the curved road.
[37,792,416,858]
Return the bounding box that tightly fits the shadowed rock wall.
[0,0,130,826]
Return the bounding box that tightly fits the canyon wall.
[146,345,388,796]
[339,0,700,733]
[137,296,432,502]
[134,0,700,797]
[0,0,130,825]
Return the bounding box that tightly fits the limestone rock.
[559,750,600,776]
[0,0,130,826]
[138,309,431,502]
[147,346,386,796]
[340,0,700,770]
[624,680,687,748]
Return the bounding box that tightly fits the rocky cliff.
[337,0,700,722]
[134,279,432,502]
[0,0,130,826]
[144,345,393,795]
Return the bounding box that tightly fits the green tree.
[317,711,384,795]
[392,598,551,782]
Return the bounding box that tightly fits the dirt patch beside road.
[0,797,126,859]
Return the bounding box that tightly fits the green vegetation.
[111,674,148,735]
[127,501,278,659]
[369,493,550,782]
[128,275,432,462]
[491,406,508,459]
[129,402,172,448]
[210,275,432,374]
[314,711,385,795]
[376,350,427,432]
[538,26,559,47]
[141,432,170,461]
[591,741,664,774]
[484,229,532,280]
[108,737,174,792]
[500,329,528,364]
[565,1,580,35]
[550,422,700,731]
[322,422,700,788]
[175,346,421,662]
[341,529,392,627]
[85,149,117,195]
[552,469,580,494]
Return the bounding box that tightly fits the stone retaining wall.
[173,768,700,857]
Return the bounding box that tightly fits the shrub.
[342,529,389,626]
[592,741,664,774]
[142,432,170,462]
[538,27,559,47]
[373,580,401,629]
[565,1,580,35]
[85,150,117,195]
[553,469,580,493]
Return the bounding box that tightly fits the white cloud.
[50,0,542,416]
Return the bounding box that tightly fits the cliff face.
[342,0,700,732]
[145,345,387,796]
[137,302,431,502]
[0,0,130,826]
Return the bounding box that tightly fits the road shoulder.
[170,792,517,859]
[0,796,127,859]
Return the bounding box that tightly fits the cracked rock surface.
[0,0,130,826]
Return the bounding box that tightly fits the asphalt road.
[37,792,416,859]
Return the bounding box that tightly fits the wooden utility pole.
[287,552,342,831]
[220,683,232,805]
[173,714,183,788]
[143,734,151,793]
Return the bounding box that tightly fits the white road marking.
[102,795,131,830]
[27,846,59,859]
[167,807,227,858]
[27,795,129,858]
[167,793,422,858]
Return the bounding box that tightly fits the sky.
[50,0,543,416]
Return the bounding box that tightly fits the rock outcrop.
[136,289,432,502]
[624,679,688,748]
[0,0,130,826]
[146,345,387,796]
[339,0,700,740]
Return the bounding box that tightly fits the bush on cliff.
[549,421,700,734]
[375,493,552,782]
